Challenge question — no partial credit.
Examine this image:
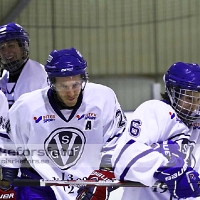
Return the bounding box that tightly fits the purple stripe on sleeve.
[119,148,154,181]
[113,139,136,168]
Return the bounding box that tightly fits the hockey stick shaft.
[12,179,167,188]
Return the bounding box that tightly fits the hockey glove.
[151,140,182,161]
[76,169,115,200]
[154,158,200,199]
[0,180,16,200]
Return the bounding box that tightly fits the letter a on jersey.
[85,120,92,130]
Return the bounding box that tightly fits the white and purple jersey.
[8,83,126,200]
[111,100,200,200]
[0,90,8,120]
[0,59,48,107]
[0,90,19,168]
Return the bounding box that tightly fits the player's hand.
[176,168,200,198]
[151,140,182,161]
[0,188,16,200]
[76,169,115,200]
[154,159,200,199]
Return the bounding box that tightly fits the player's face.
[54,75,82,107]
[178,90,200,114]
[0,40,23,64]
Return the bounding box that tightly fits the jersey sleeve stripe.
[101,145,116,152]
[168,133,190,140]
[106,132,124,143]
[113,139,135,168]
[119,148,154,181]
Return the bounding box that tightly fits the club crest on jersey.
[44,127,86,170]
[34,115,56,123]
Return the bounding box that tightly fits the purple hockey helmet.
[164,62,200,124]
[0,22,29,73]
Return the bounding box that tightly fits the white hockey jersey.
[0,90,8,121]
[0,59,48,107]
[8,83,126,200]
[0,90,18,168]
[111,100,200,200]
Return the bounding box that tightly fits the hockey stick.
[11,179,167,189]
